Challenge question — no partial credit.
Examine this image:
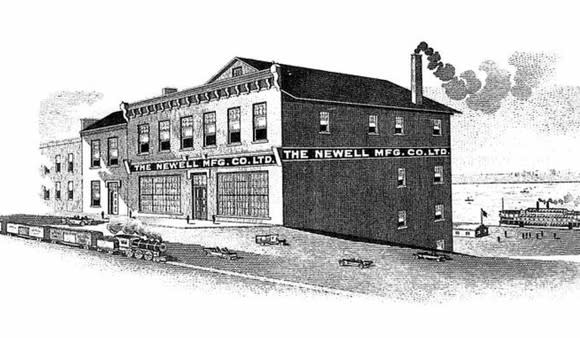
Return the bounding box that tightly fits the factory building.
[105,55,459,250]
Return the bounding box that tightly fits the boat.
[499,200,580,229]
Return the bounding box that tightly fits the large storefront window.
[217,171,269,218]
[139,175,181,214]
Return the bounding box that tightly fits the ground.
[2,214,579,301]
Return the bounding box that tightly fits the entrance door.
[192,174,207,220]
[436,239,445,251]
[108,182,119,215]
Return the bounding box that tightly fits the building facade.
[39,138,83,214]
[77,56,458,250]
[80,111,129,217]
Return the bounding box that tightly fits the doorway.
[107,182,119,215]
[192,173,207,220]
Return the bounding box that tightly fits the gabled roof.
[81,110,126,132]
[234,57,461,114]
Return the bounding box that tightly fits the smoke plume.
[415,42,558,114]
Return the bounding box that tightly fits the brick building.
[39,137,84,214]
[78,55,459,250]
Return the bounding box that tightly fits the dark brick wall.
[281,96,453,251]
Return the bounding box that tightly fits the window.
[204,112,216,146]
[67,153,74,172]
[217,172,269,218]
[55,155,61,173]
[228,107,241,144]
[91,181,101,207]
[319,112,330,133]
[395,116,404,135]
[398,211,407,229]
[435,204,444,221]
[253,102,267,141]
[434,166,443,184]
[108,137,119,166]
[55,182,61,200]
[433,119,442,136]
[91,140,100,167]
[368,115,378,134]
[397,168,406,187]
[159,120,171,151]
[138,124,150,154]
[43,165,50,175]
[455,231,460,235]
[232,66,243,77]
[67,181,74,200]
[43,186,50,200]
[180,116,194,149]
[465,231,471,236]
[139,175,181,214]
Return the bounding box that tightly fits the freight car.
[5,222,50,241]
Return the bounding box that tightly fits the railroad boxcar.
[49,227,103,249]
[96,236,119,254]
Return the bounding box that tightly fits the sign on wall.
[278,147,450,161]
[126,155,276,173]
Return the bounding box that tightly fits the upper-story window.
[138,124,150,154]
[398,210,407,229]
[91,140,100,168]
[67,153,74,172]
[43,186,50,200]
[253,102,267,141]
[232,66,243,77]
[368,115,378,134]
[433,119,442,136]
[228,107,241,144]
[435,204,445,221]
[398,168,406,188]
[204,112,216,147]
[55,182,61,200]
[434,166,443,184]
[319,112,330,133]
[108,137,119,166]
[159,120,171,151]
[67,181,74,200]
[55,155,61,173]
[181,116,194,149]
[395,116,404,135]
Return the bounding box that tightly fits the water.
[452,182,580,225]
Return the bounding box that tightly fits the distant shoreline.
[453,180,580,185]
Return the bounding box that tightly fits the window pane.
[217,172,269,217]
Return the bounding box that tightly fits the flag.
[481,209,488,217]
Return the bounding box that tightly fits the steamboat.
[499,200,580,229]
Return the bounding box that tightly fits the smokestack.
[411,53,423,105]
[536,201,540,209]
[546,201,550,209]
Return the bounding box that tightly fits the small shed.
[453,223,489,238]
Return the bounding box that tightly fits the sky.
[0,0,579,210]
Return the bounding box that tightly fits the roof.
[453,223,487,231]
[81,111,126,132]
[236,57,461,114]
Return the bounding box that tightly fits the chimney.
[411,53,423,105]
[536,201,540,209]
[162,87,178,95]
[80,118,99,131]
[546,201,550,209]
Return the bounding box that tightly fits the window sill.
[203,145,217,149]
[368,133,379,136]
[434,219,445,223]
[137,153,150,156]
[159,150,171,153]
[394,133,405,136]
[89,166,101,170]
[433,182,444,185]
[397,226,408,230]
[227,142,242,147]
[252,139,268,144]
[180,147,194,151]
[397,185,407,189]
[90,205,101,208]
[432,134,442,137]
[108,164,120,168]
[318,131,331,135]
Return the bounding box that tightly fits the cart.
[203,246,239,260]
[255,234,288,246]
[338,258,373,269]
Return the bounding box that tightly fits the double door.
[192,174,207,220]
